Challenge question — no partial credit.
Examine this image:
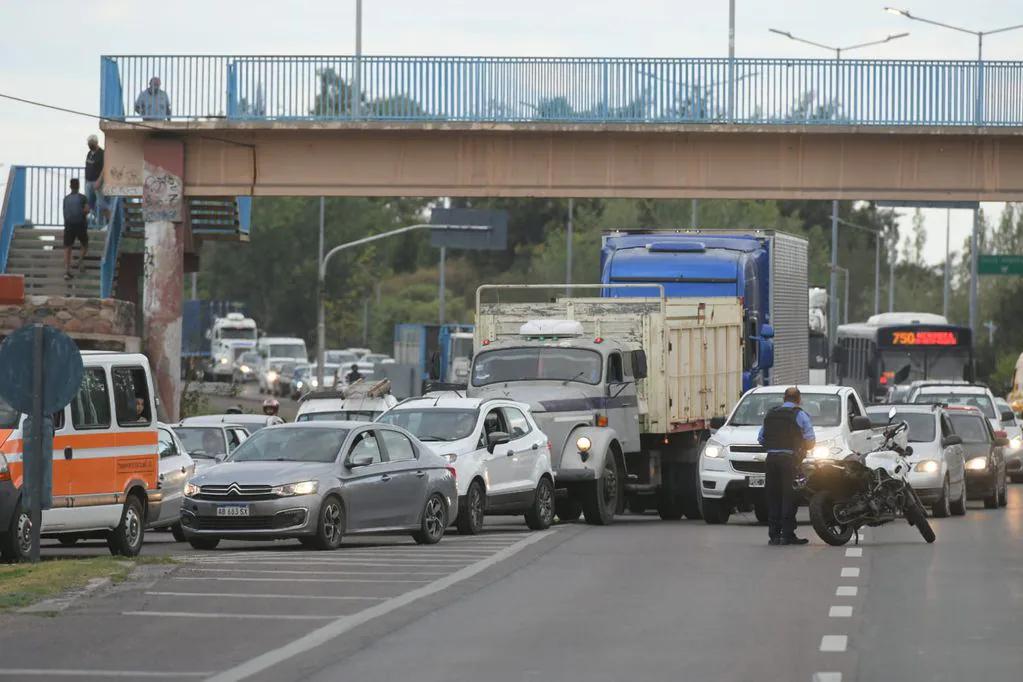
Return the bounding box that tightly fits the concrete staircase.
[5,227,106,297]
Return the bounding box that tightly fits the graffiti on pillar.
[142,161,183,222]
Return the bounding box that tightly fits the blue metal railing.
[100,55,1023,126]
[0,166,26,273]
[99,197,124,298]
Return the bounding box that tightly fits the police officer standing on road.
[758,387,815,546]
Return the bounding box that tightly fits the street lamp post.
[769,28,908,338]
[884,7,1023,333]
[315,223,489,385]
[353,0,363,119]
[836,217,884,317]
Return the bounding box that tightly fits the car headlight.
[311,378,319,387]
[810,440,843,459]
[266,371,279,382]
[704,443,723,458]
[1010,436,1022,451]
[184,482,200,497]
[239,364,251,374]
[272,480,319,496]
[576,436,592,453]
[219,357,229,364]
[914,460,940,474]
[966,457,988,471]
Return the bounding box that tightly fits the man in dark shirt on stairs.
[62,178,90,280]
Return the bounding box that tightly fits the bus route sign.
[978,255,1023,276]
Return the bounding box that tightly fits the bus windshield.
[880,347,970,384]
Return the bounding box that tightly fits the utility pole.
[888,232,896,312]
[728,0,735,121]
[943,208,951,319]
[353,0,363,119]
[691,199,699,227]
[829,200,839,343]
[970,209,979,333]
[874,236,880,316]
[438,246,446,325]
[316,197,326,385]
[566,198,574,292]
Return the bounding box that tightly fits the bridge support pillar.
[141,138,185,422]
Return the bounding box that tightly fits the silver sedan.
[180,421,457,550]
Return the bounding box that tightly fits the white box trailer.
[475,292,744,435]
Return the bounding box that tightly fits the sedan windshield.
[229,427,348,463]
[867,411,936,443]
[730,393,843,427]
[472,348,602,386]
[913,392,995,419]
[377,408,478,442]
[947,414,990,444]
[174,427,226,458]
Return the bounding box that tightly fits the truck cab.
[208,312,257,379]
[467,319,647,525]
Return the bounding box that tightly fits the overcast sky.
[2,0,1020,264]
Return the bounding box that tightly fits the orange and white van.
[0,351,160,561]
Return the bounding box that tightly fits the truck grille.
[729,445,766,454]
[196,484,276,501]
[732,461,767,474]
[193,516,275,531]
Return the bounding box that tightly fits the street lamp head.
[885,32,910,42]
[768,28,793,39]
[885,7,911,18]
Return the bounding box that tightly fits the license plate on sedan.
[216,505,250,517]
[748,476,766,488]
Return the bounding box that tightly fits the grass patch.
[0,555,176,612]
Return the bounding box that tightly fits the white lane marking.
[173,576,428,584]
[146,592,386,601]
[819,635,848,652]
[835,586,858,597]
[183,568,449,577]
[845,548,863,558]
[187,561,468,570]
[188,557,472,565]
[840,567,861,578]
[828,605,853,618]
[208,529,555,682]
[0,672,211,679]
[812,673,842,682]
[123,611,336,620]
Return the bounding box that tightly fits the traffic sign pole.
[29,324,42,563]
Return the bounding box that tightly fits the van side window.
[112,367,152,427]
[71,368,112,430]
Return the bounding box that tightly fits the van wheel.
[525,477,555,531]
[1,506,31,563]
[171,523,187,542]
[457,481,486,535]
[950,484,967,516]
[188,537,220,550]
[931,477,951,518]
[106,495,145,557]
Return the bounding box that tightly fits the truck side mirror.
[631,350,648,380]
[941,435,962,447]
[1001,410,1015,424]
[760,323,775,339]
[757,337,774,371]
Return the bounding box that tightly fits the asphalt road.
[2,489,1021,682]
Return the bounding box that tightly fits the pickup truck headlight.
[914,460,940,474]
[1010,436,1022,451]
[576,437,592,453]
[704,443,723,458]
[810,440,843,460]
[184,482,200,497]
[966,457,988,471]
[272,480,319,496]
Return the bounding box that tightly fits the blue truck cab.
[601,230,808,390]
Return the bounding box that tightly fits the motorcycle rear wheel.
[809,492,855,546]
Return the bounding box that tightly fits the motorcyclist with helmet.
[262,398,280,417]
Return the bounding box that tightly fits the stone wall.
[0,296,140,351]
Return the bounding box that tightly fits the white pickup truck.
[698,384,884,524]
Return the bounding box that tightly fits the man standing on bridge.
[758,387,815,546]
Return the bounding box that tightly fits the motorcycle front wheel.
[903,496,936,544]
[809,492,855,546]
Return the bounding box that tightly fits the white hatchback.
[377,396,555,534]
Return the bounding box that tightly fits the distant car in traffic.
[173,422,250,467]
[180,422,457,550]
[325,349,359,367]
[291,363,340,399]
[258,360,285,395]
[866,404,966,518]
[377,396,555,534]
[149,424,196,541]
[945,406,1008,509]
[182,413,285,434]
[233,351,261,384]
[993,397,1023,482]
[272,361,300,397]
[909,383,1002,435]
[296,380,398,422]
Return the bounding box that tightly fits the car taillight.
[446,466,457,479]
[0,454,10,482]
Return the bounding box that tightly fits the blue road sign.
[0,324,83,415]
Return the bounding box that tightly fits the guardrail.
[100,55,1023,126]
[99,197,124,299]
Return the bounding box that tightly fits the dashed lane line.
[828,605,853,618]
[123,611,337,620]
[0,671,212,678]
[182,568,450,577]
[172,576,430,584]
[839,567,861,578]
[819,635,849,652]
[812,673,842,682]
[835,586,858,597]
[844,548,863,558]
[146,592,388,601]
[206,528,556,682]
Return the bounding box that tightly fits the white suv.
[699,385,883,525]
[377,396,555,534]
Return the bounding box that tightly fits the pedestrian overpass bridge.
[99,55,1023,201]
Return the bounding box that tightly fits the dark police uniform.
[757,401,815,543]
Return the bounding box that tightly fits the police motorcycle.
[801,408,936,546]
